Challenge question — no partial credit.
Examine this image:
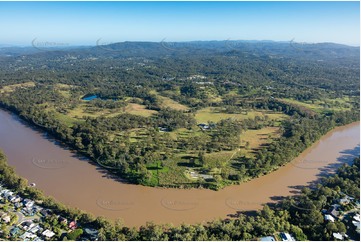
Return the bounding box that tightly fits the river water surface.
[0,109,359,227]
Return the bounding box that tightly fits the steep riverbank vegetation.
[0,41,359,189]
[1,150,359,240]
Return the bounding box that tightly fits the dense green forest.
[0,41,359,189]
[1,150,359,240]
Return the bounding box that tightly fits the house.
[158,127,169,132]
[29,225,42,234]
[32,205,43,213]
[69,221,78,230]
[260,236,276,241]
[21,220,36,231]
[198,123,210,130]
[10,227,20,237]
[14,202,23,209]
[8,195,17,202]
[42,229,55,239]
[2,190,13,199]
[328,205,340,218]
[20,232,37,240]
[23,198,34,208]
[352,215,360,233]
[11,195,21,203]
[22,207,34,216]
[339,195,354,205]
[2,215,11,223]
[332,233,343,240]
[84,228,99,240]
[40,209,52,217]
[58,216,68,224]
[324,214,335,222]
[280,232,294,241]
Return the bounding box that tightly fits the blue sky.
[0,1,359,46]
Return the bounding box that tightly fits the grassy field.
[124,103,158,117]
[204,150,239,169]
[0,82,35,94]
[281,98,352,113]
[195,107,286,123]
[65,102,158,119]
[52,111,80,127]
[240,126,281,156]
[157,95,189,111]
[54,83,75,98]
[66,103,124,118]
[158,160,193,186]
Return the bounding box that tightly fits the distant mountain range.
[0,40,359,62]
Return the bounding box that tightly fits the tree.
[198,151,205,166]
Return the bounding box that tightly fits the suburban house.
[20,232,37,240]
[198,123,210,130]
[29,225,42,234]
[22,198,35,208]
[58,216,68,224]
[69,221,78,230]
[21,220,36,231]
[84,228,99,240]
[260,236,276,241]
[9,227,20,237]
[332,232,344,240]
[280,232,294,241]
[328,205,340,218]
[352,214,360,233]
[40,208,52,217]
[42,229,55,239]
[2,214,11,224]
[324,214,335,222]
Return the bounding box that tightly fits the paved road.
[15,211,39,225]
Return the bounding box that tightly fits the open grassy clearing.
[158,95,189,111]
[0,81,35,94]
[52,111,81,127]
[240,126,281,156]
[66,101,157,119]
[280,98,352,113]
[195,107,287,123]
[204,150,238,169]
[54,83,75,98]
[158,160,193,186]
[124,103,158,117]
[149,90,189,111]
[66,103,124,118]
[146,161,171,186]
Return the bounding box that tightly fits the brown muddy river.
[0,109,359,227]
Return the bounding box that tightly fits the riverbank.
[0,108,359,226]
[1,147,359,241]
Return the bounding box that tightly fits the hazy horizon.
[1,39,360,49]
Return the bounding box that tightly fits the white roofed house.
[324,214,335,222]
[279,232,295,241]
[2,214,11,223]
[352,214,360,233]
[23,198,35,208]
[11,195,22,203]
[2,190,13,199]
[20,232,37,240]
[332,232,344,240]
[21,220,36,231]
[42,229,55,239]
